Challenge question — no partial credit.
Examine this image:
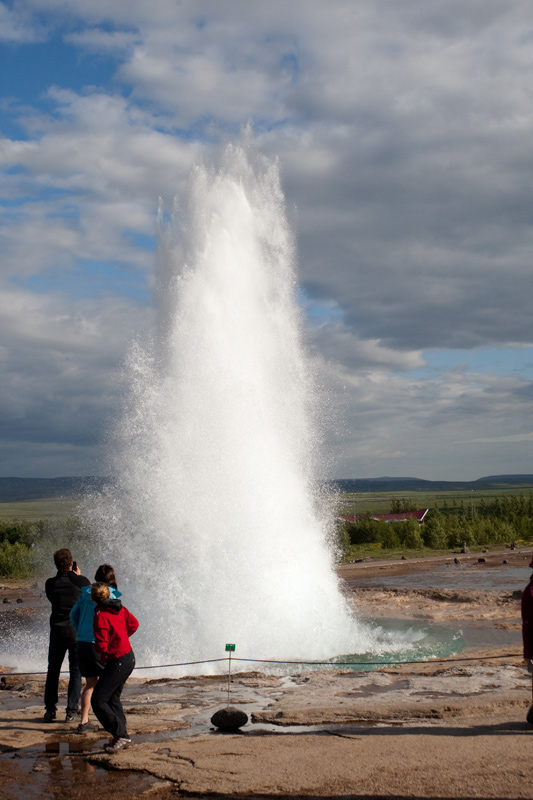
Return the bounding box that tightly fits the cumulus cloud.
[0,2,43,42]
[0,284,152,474]
[323,363,533,479]
[1,0,532,478]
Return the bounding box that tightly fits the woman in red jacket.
[91,582,139,753]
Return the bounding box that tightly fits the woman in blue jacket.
[70,564,120,734]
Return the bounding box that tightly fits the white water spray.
[83,141,379,670]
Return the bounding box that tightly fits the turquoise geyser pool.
[331,618,464,671]
[228,619,464,675]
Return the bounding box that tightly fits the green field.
[1,488,533,578]
[0,498,80,521]
[336,485,533,517]
[2,485,533,523]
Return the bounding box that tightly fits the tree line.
[2,492,533,577]
[339,493,533,553]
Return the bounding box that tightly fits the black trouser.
[44,627,81,715]
[91,649,135,739]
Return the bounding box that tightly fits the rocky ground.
[1,547,532,799]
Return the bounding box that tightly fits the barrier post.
[225,643,235,706]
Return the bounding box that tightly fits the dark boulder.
[211,706,249,731]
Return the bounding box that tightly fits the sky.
[1,0,532,482]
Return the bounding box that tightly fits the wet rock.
[210,706,249,731]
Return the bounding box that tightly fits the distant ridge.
[330,475,533,493]
[1,474,533,503]
[0,476,110,503]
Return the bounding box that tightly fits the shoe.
[104,737,132,753]
[43,710,56,723]
[65,710,78,723]
[77,721,99,734]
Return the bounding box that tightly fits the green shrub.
[395,519,424,549]
[346,517,386,545]
[0,541,34,578]
[421,515,447,549]
[0,520,35,546]
[377,525,401,549]
[335,524,351,558]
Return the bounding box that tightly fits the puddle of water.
[458,622,521,650]
[0,739,164,800]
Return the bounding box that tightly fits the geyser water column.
[86,140,371,670]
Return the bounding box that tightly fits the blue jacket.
[70,585,121,643]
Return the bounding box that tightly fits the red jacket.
[93,598,139,661]
[521,578,533,660]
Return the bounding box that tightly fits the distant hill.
[330,475,533,493]
[1,474,533,503]
[0,477,110,503]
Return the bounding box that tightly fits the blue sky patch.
[413,348,533,381]
[12,259,150,303]
[0,33,121,139]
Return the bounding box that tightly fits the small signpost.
[210,643,248,731]
[225,643,235,704]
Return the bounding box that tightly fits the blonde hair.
[91,582,110,605]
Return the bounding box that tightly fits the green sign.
[225,643,236,652]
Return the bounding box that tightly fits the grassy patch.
[337,486,533,516]
[0,499,80,521]
[341,544,447,562]
[340,540,533,563]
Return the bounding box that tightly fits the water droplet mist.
[84,140,373,671]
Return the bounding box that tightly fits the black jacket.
[45,570,90,632]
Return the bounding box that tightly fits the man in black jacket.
[44,548,90,722]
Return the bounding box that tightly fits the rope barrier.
[0,651,523,678]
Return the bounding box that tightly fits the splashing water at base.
[77,139,460,675]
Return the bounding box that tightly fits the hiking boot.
[43,710,56,723]
[77,721,99,734]
[104,737,132,753]
[65,710,79,723]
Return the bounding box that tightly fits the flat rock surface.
[92,716,532,798]
[1,548,532,799]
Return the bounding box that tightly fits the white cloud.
[0,284,152,475]
[459,433,533,445]
[64,28,141,54]
[322,362,533,480]
[0,2,43,42]
[2,0,533,478]
[310,323,425,372]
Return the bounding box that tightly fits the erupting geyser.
[83,139,380,671]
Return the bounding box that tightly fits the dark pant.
[91,649,135,739]
[44,627,81,715]
[77,641,103,678]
